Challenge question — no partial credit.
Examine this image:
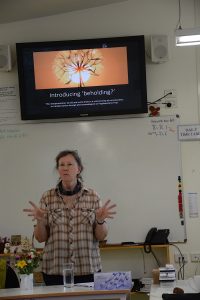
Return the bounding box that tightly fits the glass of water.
[63,263,74,288]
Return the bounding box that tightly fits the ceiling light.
[175,0,200,46]
[175,27,200,46]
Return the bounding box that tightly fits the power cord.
[147,92,172,106]
[151,248,161,267]
[177,255,186,280]
[176,0,182,30]
[143,244,161,268]
[170,243,187,280]
[195,256,200,275]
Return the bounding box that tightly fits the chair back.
[5,265,20,288]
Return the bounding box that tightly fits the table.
[150,279,199,300]
[0,285,130,300]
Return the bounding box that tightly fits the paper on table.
[74,282,94,288]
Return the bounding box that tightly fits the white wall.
[0,0,200,279]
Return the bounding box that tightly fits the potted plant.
[15,248,41,290]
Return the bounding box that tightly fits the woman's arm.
[94,220,108,241]
[34,219,49,243]
[94,199,116,241]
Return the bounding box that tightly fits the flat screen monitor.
[16,35,148,120]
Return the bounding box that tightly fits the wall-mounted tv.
[16,35,147,120]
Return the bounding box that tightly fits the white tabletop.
[0,285,130,300]
[150,279,199,300]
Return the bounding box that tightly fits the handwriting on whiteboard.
[148,116,177,137]
[0,127,27,139]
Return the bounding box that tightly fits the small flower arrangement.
[15,248,41,275]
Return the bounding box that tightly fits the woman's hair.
[55,150,84,181]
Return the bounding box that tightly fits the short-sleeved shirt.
[40,183,102,276]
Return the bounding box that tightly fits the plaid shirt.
[40,184,102,276]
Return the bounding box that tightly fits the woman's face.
[57,154,81,184]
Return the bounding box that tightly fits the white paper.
[94,271,132,290]
[0,85,20,124]
[188,192,199,218]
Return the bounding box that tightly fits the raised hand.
[23,201,47,222]
[95,199,117,223]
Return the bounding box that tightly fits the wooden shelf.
[100,243,169,250]
[99,243,170,264]
[0,244,170,264]
[0,244,169,254]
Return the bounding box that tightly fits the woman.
[23,150,116,285]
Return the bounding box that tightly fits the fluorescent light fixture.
[175,27,200,46]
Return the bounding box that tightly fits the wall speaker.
[150,35,169,63]
[0,45,12,71]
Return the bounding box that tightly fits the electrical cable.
[143,244,161,268]
[144,244,152,254]
[140,248,146,275]
[177,257,181,280]
[147,92,172,105]
[170,243,186,280]
[195,256,200,275]
[180,258,186,279]
[176,0,182,30]
[177,256,186,280]
[172,243,185,280]
[151,248,161,267]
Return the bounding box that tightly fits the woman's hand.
[95,199,117,223]
[23,201,47,222]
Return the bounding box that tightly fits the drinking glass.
[63,263,74,288]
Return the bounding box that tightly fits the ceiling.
[0,0,127,24]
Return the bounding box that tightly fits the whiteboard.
[0,115,186,243]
